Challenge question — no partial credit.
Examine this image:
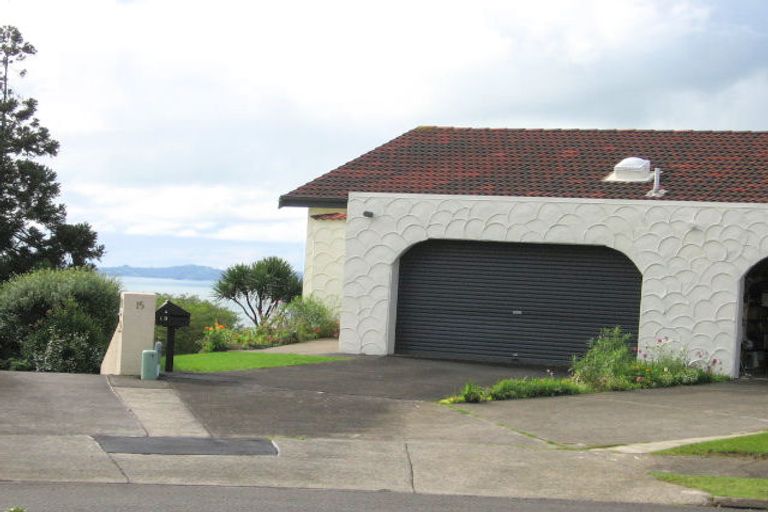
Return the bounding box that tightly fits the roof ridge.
[415,125,767,134]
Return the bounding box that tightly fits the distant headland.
[99,265,223,281]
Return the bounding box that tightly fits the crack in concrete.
[168,387,214,438]
[440,403,555,450]
[103,449,131,484]
[105,376,149,438]
[403,442,415,493]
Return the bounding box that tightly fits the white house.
[281,127,768,377]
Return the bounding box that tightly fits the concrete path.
[454,379,768,447]
[652,454,768,478]
[108,377,209,437]
[259,338,341,355]
[8,364,768,506]
[0,372,143,436]
[162,358,717,505]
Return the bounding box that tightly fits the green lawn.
[656,431,768,458]
[653,432,768,501]
[651,472,768,500]
[164,352,345,373]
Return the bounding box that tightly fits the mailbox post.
[155,300,191,372]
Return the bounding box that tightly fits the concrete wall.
[101,292,157,376]
[302,208,347,309]
[338,192,768,377]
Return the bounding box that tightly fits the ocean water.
[116,276,218,300]
[112,276,254,324]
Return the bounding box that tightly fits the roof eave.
[278,195,348,209]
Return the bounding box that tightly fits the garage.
[395,240,642,366]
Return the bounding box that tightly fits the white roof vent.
[604,157,653,182]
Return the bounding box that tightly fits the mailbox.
[155,300,190,372]
[155,300,190,328]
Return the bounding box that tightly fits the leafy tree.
[213,257,302,326]
[0,25,104,281]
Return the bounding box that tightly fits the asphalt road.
[0,482,714,512]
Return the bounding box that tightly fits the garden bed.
[441,327,729,404]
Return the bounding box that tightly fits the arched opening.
[741,258,768,377]
[394,239,642,366]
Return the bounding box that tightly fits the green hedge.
[0,268,121,372]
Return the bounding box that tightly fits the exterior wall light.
[363,211,374,218]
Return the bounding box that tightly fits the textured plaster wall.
[302,208,347,309]
[339,192,768,377]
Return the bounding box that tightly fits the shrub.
[283,295,339,340]
[629,336,729,389]
[241,295,339,348]
[0,268,120,372]
[570,330,730,391]
[236,324,291,348]
[571,326,635,391]
[154,294,239,354]
[29,327,104,373]
[200,322,231,353]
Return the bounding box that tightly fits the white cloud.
[3,0,767,267]
[650,69,768,130]
[64,183,306,242]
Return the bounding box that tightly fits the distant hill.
[100,264,223,281]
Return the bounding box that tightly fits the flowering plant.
[200,322,231,352]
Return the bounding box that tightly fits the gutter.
[278,195,348,209]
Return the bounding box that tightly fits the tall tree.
[0,25,104,280]
[214,257,302,326]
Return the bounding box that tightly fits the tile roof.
[280,127,768,207]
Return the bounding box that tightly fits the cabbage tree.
[213,257,302,326]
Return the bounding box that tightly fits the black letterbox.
[155,300,190,328]
[155,300,190,373]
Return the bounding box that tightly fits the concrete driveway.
[0,371,144,436]
[167,356,551,440]
[457,379,768,447]
[168,355,768,447]
[1,359,764,505]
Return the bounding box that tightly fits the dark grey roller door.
[395,240,641,366]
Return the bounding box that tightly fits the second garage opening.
[395,240,642,366]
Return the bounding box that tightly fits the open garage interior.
[742,258,768,377]
[394,240,642,366]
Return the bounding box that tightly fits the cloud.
[64,183,306,243]
[650,69,768,130]
[4,0,768,268]
[95,232,304,270]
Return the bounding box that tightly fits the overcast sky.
[4,0,767,271]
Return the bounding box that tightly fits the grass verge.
[651,471,768,500]
[656,431,768,458]
[163,352,345,373]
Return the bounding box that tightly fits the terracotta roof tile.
[280,127,768,206]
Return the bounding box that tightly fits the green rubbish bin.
[141,349,160,380]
